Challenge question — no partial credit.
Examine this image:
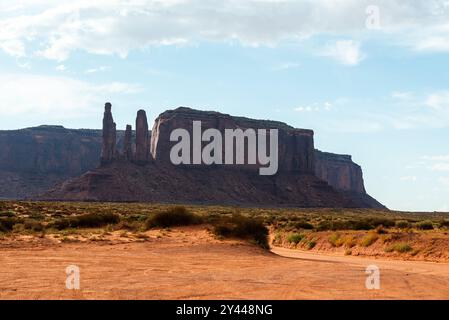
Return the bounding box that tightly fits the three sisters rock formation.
[40,103,384,208]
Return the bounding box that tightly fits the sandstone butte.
[30,103,383,208]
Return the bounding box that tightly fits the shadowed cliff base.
[40,160,381,208]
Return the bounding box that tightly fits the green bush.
[116,221,142,231]
[395,220,411,229]
[386,242,413,253]
[287,233,304,244]
[439,220,449,228]
[28,213,45,220]
[316,218,395,231]
[24,220,44,232]
[145,207,202,229]
[307,240,317,250]
[328,233,342,247]
[360,233,379,247]
[415,220,434,230]
[294,221,314,230]
[50,212,120,230]
[50,218,70,230]
[0,217,17,232]
[212,214,269,249]
[0,211,15,218]
[375,225,388,234]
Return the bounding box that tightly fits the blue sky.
[1,0,449,211]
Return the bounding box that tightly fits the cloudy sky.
[1,0,449,211]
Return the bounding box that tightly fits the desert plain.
[0,201,448,300]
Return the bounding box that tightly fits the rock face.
[314,150,385,208]
[0,126,104,198]
[100,103,117,164]
[315,150,365,193]
[40,106,385,208]
[151,108,315,173]
[0,104,384,208]
[123,125,133,161]
[135,110,150,163]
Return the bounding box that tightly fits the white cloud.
[56,64,66,71]
[294,101,333,112]
[383,89,449,129]
[321,40,365,66]
[432,163,449,171]
[415,36,449,52]
[95,82,143,94]
[0,73,142,119]
[422,155,449,161]
[0,39,25,57]
[1,1,449,60]
[273,62,301,71]
[400,176,417,182]
[294,106,312,112]
[392,91,413,100]
[426,91,449,110]
[422,155,449,172]
[85,66,110,74]
[438,177,449,186]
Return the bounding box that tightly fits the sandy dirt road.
[0,227,448,300]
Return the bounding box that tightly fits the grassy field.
[1,201,448,261]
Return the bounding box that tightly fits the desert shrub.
[72,212,120,228]
[375,226,388,234]
[274,232,282,243]
[294,221,314,230]
[264,215,275,225]
[0,217,17,232]
[123,214,148,222]
[115,220,142,231]
[317,220,352,231]
[349,220,374,230]
[24,220,44,232]
[316,218,394,231]
[381,233,401,244]
[145,206,202,229]
[287,233,304,244]
[0,211,15,218]
[415,220,434,230]
[344,235,357,248]
[49,218,70,230]
[360,233,379,247]
[316,220,331,231]
[328,233,343,247]
[212,214,269,249]
[386,242,413,253]
[13,223,25,232]
[369,218,395,228]
[306,240,317,250]
[395,220,411,229]
[439,220,449,228]
[28,213,45,220]
[50,212,120,230]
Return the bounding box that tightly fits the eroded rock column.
[135,110,150,163]
[123,125,133,161]
[101,102,117,164]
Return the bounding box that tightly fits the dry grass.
[0,200,447,254]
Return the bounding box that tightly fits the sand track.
[0,227,448,300]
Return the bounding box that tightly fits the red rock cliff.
[150,107,315,174]
[314,150,366,194]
